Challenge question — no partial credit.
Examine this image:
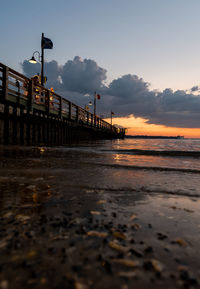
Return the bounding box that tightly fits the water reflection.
[39,147,46,153]
[113,154,121,162]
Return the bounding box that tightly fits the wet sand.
[0,146,200,289]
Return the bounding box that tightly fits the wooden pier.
[0,63,125,146]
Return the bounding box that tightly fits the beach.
[0,140,200,289]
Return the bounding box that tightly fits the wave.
[102,149,200,158]
[84,186,200,198]
[91,162,200,174]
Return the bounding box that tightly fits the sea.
[0,137,200,210]
[67,137,200,197]
[55,137,200,196]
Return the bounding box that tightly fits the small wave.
[91,162,200,174]
[84,186,200,198]
[102,149,200,158]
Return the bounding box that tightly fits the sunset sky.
[1,0,200,137]
[108,116,200,138]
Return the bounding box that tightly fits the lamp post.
[29,33,53,86]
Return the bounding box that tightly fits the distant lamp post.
[28,33,53,86]
[93,92,101,116]
[111,111,115,125]
[85,101,93,111]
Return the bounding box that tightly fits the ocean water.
[0,137,200,211]
[59,137,200,198]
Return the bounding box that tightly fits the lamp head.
[88,101,92,106]
[29,56,37,64]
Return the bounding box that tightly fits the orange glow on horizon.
[105,115,200,138]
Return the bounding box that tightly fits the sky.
[1,0,200,137]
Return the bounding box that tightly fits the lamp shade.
[29,56,37,64]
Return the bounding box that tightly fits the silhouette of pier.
[0,63,125,145]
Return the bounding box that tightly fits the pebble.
[129,248,143,258]
[102,260,112,274]
[157,232,168,240]
[0,281,8,289]
[26,185,36,190]
[144,246,153,253]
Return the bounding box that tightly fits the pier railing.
[0,62,125,136]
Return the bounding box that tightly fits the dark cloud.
[108,74,149,102]
[22,56,200,128]
[61,56,107,93]
[149,89,200,128]
[106,74,157,116]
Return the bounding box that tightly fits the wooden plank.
[7,87,22,96]
[6,94,17,103]
[7,88,26,99]
[32,103,46,111]
[8,68,30,82]
[49,109,59,115]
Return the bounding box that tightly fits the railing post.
[76,106,79,122]
[2,65,8,102]
[45,89,50,114]
[59,96,62,118]
[68,102,72,120]
[15,80,20,105]
[28,80,33,112]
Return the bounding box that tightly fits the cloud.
[21,56,200,128]
[105,74,157,116]
[103,75,200,128]
[61,56,107,93]
[150,89,200,128]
